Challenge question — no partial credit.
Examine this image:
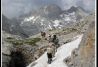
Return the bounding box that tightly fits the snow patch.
[27,35,83,67]
[65,17,71,21]
[53,20,60,27]
[24,16,35,21]
[41,22,44,25]
[48,24,52,30]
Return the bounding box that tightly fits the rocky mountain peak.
[37,4,62,19]
[67,6,78,13]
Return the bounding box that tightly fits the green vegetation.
[24,38,41,45]
[49,29,52,31]
[12,40,24,45]
[6,37,14,39]
[62,28,77,34]
[6,37,41,46]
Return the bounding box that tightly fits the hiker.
[41,31,43,38]
[51,43,57,57]
[48,34,52,43]
[47,43,55,64]
[41,31,46,39]
[43,32,46,38]
[52,34,59,49]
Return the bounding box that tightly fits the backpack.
[53,38,59,45]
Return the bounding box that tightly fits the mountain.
[39,4,62,19]
[18,4,62,20]
[15,5,88,36]
[63,6,88,20]
[63,6,88,14]
[67,6,79,13]
[14,4,62,36]
[2,14,29,38]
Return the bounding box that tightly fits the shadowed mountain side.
[2,15,29,38]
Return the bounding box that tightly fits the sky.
[2,0,95,19]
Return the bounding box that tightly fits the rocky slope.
[64,13,95,67]
[2,31,19,67]
[2,15,29,38]
[2,44,12,67]
[2,31,38,67]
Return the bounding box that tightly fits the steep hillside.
[64,13,95,67]
[2,31,41,67]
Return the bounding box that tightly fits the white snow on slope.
[24,16,35,21]
[27,35,83,67]
[53,20,60,27]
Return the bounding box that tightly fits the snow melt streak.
[27,35,83,67]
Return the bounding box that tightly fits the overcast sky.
[2,0,95,19]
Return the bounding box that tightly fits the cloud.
[59,0,95,11]
[57,0,76,10]
[76,0,95,11]
[2,0,38,18]
[2,0,95,18]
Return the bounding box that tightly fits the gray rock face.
[2,31,14,67]
[64,13,95,67]
[2,31,30,67]
[67,6,79,13]
[13,44,37,65]
[2,15,29,38]
[2,31,49,67]
[2,54,11,67]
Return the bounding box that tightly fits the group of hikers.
[40,31,60,64]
